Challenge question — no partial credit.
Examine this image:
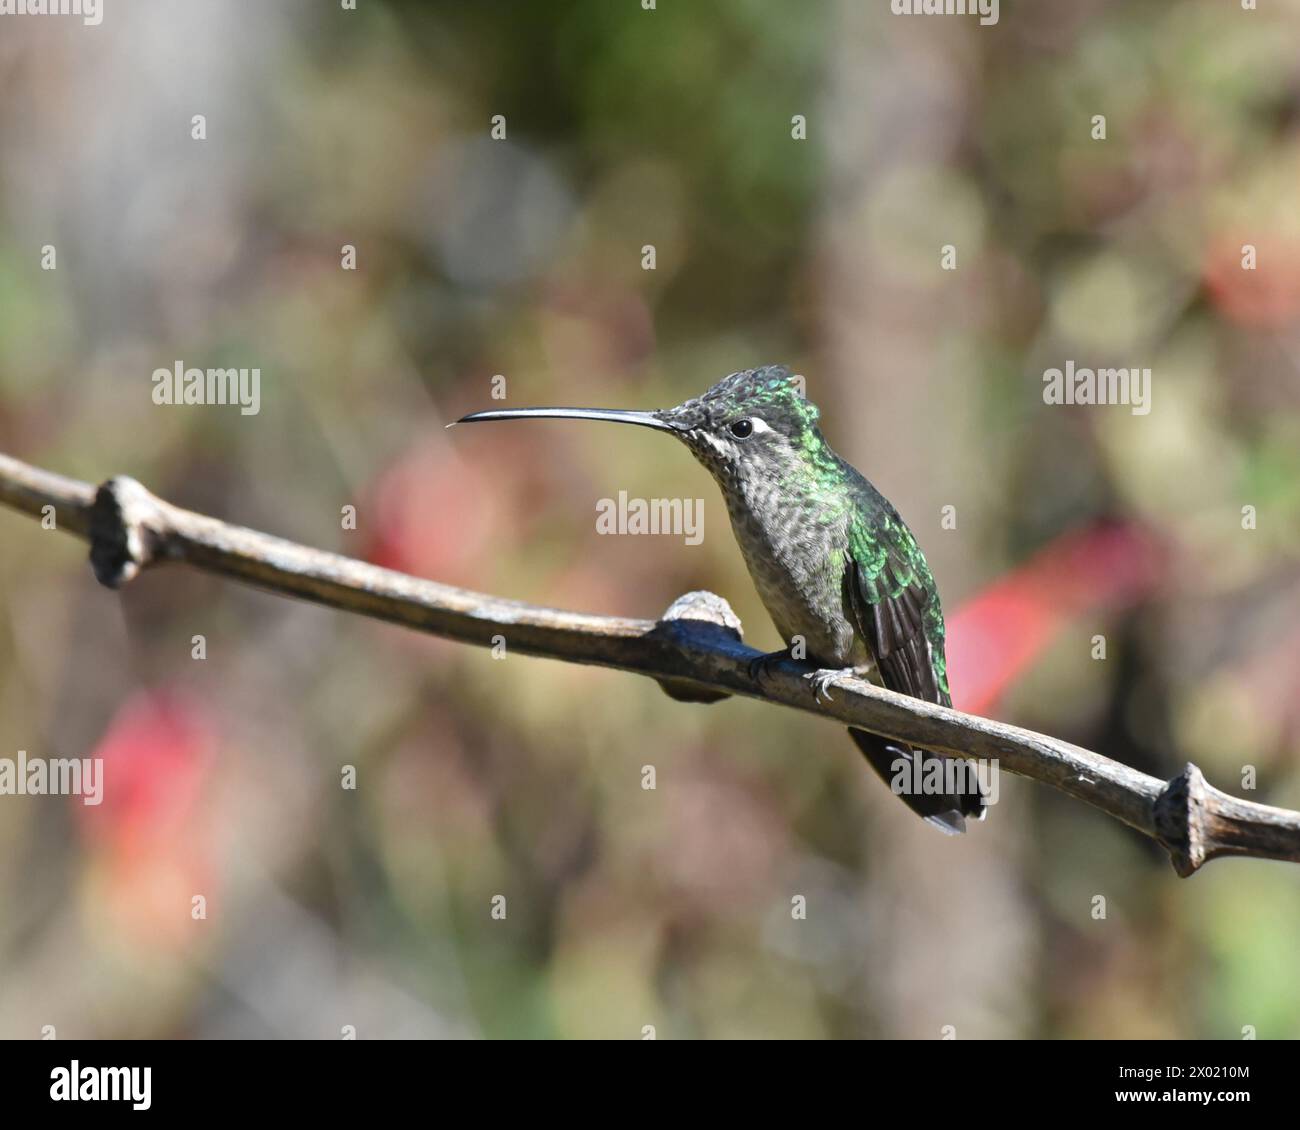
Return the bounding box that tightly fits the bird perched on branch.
[455,365,986,832]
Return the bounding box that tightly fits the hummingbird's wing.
[843,512,949,709]
[843,511,984,831]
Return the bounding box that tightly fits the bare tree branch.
[2,450,1297,877]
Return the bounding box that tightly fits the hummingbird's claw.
[805,668,852,702]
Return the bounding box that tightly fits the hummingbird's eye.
[729,418,754,439]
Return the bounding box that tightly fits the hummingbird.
[455,365,986,832]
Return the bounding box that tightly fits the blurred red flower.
[947,522,1166,716]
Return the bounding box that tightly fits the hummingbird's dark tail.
[847,728,986,835]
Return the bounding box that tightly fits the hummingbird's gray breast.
[722,469,864,668]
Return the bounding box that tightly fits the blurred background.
[1,0,1298,1039]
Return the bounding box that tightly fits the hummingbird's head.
[453,364,829,488]
[654,365,823,484]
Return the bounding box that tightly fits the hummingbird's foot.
[747,648,793,684]
[804,667,864,702]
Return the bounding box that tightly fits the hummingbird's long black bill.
[451,407,677,433]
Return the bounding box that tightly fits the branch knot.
[1154,763,1208,877]
[652,591,744,704]
[89,476,167,588]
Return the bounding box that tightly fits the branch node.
[89,476,168,589]
[1154,763,1209,877]
[652,591,744,704]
